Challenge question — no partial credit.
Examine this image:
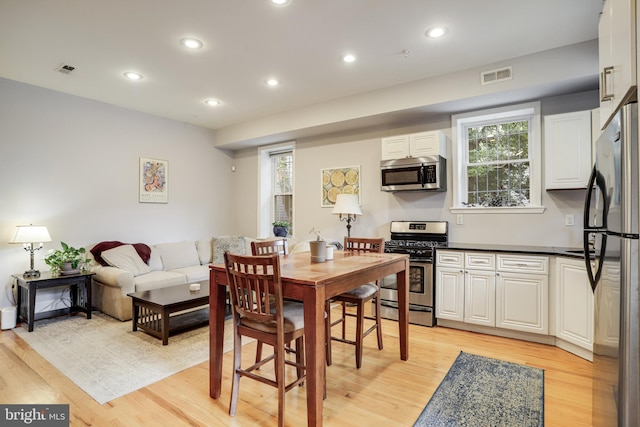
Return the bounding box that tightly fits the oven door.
[379,261,432,307]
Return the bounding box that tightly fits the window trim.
[450,101,545,214]
[258,141,295,238]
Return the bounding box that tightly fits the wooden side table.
[11,271,95,332]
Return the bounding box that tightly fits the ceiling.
[0,0,603,135]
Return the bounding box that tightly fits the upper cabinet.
[544,110,592,190]
[598,0,637,128]
[381,130,446,160]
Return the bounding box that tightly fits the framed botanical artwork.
[321,165,360,207]
[139,157,168,203]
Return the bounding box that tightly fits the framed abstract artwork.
[139,157,168,203]
[321,165,360,207]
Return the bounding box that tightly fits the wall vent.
[480,66,512,85]
[55,64,76,75]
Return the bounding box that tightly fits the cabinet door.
[544,111,592,189]
[381,135,409,160]
[595,262,620,350]
[496,271,549,335]
[436,267,464,322]
[464,270,495,327]
[409,131,445,157]
[599,0,637,128]
[555,257,593,350]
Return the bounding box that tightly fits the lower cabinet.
[555,257,594,359]
[436,250,549,335]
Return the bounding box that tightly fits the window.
[258,142,295,237]
[451,102,544,214]
[272,151,293,226]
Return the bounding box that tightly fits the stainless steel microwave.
[380,156,446,192]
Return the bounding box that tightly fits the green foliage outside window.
[464,120,531,207]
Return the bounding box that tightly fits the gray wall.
[0,78,234,310]
[232,90,599,248]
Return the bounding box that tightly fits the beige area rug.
[14,312,241,405]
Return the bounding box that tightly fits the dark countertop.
[438,243,586,259]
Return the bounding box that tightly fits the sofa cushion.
[148,247,163,271]
[155,241,200,271]
[196,239,212,265]
[133,271,187,292]
[91,241,151,266]
[170,265,210,284]
[212,236,246,264]
[101,245,151,277]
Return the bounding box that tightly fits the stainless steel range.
[378,220,448,327]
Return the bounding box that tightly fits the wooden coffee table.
[127,284,209,345]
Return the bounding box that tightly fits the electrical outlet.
[565,214,575,226]
[456,214,464,225]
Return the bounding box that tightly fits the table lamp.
[332,194,362,237]
[10,224,52,278]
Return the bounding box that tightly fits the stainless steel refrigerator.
[583,102,639,426]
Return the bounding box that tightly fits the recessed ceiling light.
[181,38,203,49]
[266,78,280,87]
[204,99,221,106]
[343,54,356,63]
[270,0,292,6]
[425,26,448,38]
[123,71,143,81]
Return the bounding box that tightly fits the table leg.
[162,307,170,345]
[303,284,325,427]
[209,273,226,399]
[132,301,139,332]
[85,276,92,319]
[397,258,409,361]
[28,282,36,332]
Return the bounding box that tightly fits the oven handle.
[380,299,433,312]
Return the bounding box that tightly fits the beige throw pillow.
[101,244,151,276]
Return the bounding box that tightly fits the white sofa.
[89,236,249,321]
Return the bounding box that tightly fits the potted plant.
[272,221,291,237]
[45,242,88,275]
[308,228,326,262]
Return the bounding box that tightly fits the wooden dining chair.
[325,236,384,368]
[223,251,306,427]
[250,238,289,364]
[251,238,288,256]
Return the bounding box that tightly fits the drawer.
[465,252,495,270]
[436,250,463,268]
[497,254,548,274]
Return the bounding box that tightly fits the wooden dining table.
[208,249,410,427]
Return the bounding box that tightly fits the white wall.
[232,90,599,248]
[0,78,234,310]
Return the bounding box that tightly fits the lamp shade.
[9,225,52,244]
[331,194,362,216]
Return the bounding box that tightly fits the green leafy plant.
[45,242,88,271]
[272,221,291,227]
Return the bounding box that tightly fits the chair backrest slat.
[343,237,384,254]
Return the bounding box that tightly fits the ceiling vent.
[55,63,76,75]
[480,66,512,85]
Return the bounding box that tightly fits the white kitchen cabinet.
[544,110,592,190]
[436,266,465,322]
[594,261,620,353]
[464,269,496,327]
[437,250,549,336]
[598,0,637,128]
[555,257,594,356]
[496,254,549,334]
[381,131,446,160]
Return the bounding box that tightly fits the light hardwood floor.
[0,309,593,427]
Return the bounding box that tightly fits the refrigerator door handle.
[584,230,606,293]
[584,165,598,230]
